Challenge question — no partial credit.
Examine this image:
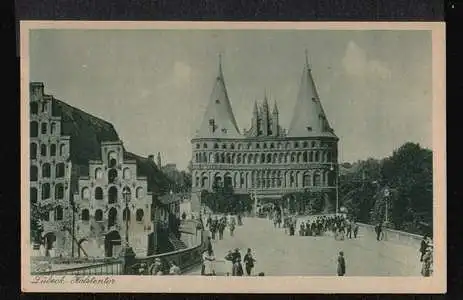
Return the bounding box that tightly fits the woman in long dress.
[203,249,216,276]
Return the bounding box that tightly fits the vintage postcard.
[20,21,446,293]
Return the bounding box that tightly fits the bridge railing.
[357,222,423,247]
[31,259,123,275]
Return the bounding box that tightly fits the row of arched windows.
[194,150,333,165]
[195,140,333,150]
[80,186,144,203]
[93,167,133,181]
[40,205,64,221]
[30,142,67,159]
[30,163,66,181]
[80,208,144,222]
[30,121,58,138]
[30,101,48,115]
[30,184,65,202]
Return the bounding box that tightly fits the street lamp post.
[120,187,135,274]
[330,163,339,215]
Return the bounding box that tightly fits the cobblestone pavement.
[186,216,422,276]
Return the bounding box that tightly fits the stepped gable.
[51,97,172,197]
[123,151,172,196]
[287,54,337,138]
[194,56,242,139]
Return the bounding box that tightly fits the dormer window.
[215,99,220,104]
[312,97,316,101]
[222,144,227,149]
[221,128,227,134]
[306,126,312,132]
[209,118,216,133]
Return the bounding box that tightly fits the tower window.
[215,99,220,104]
[306,126,312,132]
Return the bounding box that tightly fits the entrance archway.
[104,230,122,257]
[43,232,56,256]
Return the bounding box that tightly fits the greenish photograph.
[21,21,446,294]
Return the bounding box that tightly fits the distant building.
[29,82,73,256]
[190,54,339,212]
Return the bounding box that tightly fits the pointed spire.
[305,49,310,69]
[253,100,259,114]
[195,56,241,138]
[272,101,279,114]
[287,52,335,137]
[263,89,269,107]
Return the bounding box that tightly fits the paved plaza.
[186,216,422,276]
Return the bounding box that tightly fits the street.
[186,216,422,276]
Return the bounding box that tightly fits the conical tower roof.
[195,56,241,139]
[287,53,336,138]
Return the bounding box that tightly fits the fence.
[31,219,206,276]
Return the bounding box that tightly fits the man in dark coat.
[337,251,346,276]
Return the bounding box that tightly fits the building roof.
[194,57,242,139]
[287,55,337,138]
[46,91,172,198]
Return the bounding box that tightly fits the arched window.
[136,187,144,199]
[136,209,144,222]
[95,168,103,179]
[42,163,51,178]
[303,152,308,163]
[108,169,118,184]
[81,187,90,200]
[270,143,274,149]
[123,168,131,180]
[55,206,63,220]
[309,152,314,162]
[303,173,311,187]
[263,143,267,149]
[220,153,225,164]
[108,186,117,204]
[290,153,296,163]
[294,142,299,148]
[30,102,38,114]
[30,187,38,203]
[108,152,117,168]
[41,122,47,134]
[55,163,65,178]
[303,141,308,148]
[50,144,56,156]
[95,209,103,221]
[108,208,117,228]
[203,143,208,149]
[123,208,131,221]
[256,143,260,149]
[266,153,272,163]
[55,183,64,199]
[50,122,57,134]
[81,209,90,221]
[315,151,320,162]
[59,144,66,156]
[313,172,321,186]
[40,144,47,156]
[311,141,316,148]
[214,143,219,149]
[196,143,200,149]
[94,187,103,200]
[327,152,332,163]
[237,154,242,164]
[261,153,265,163]
[30,121,38,137]
[222,144,227,149]
[30,165,38,181]
[42,183,50,199]
[30,143,37,159]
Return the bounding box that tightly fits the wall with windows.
[73,141,153,257]
[29,82,73,256]
[190,137,338,208]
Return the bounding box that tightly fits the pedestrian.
[169,260,181,275]
[419,234,429,262]
[375,223,382,241]
[421,245,433,277]
[202,249,216,276]
[232,257,244,276]
[229,221,235,237]
[243,248,256,276]
[337,251,346,276]
[150,258,163,275]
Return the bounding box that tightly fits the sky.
[29,29,432,171]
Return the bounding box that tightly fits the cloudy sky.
[29,29,432,170]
